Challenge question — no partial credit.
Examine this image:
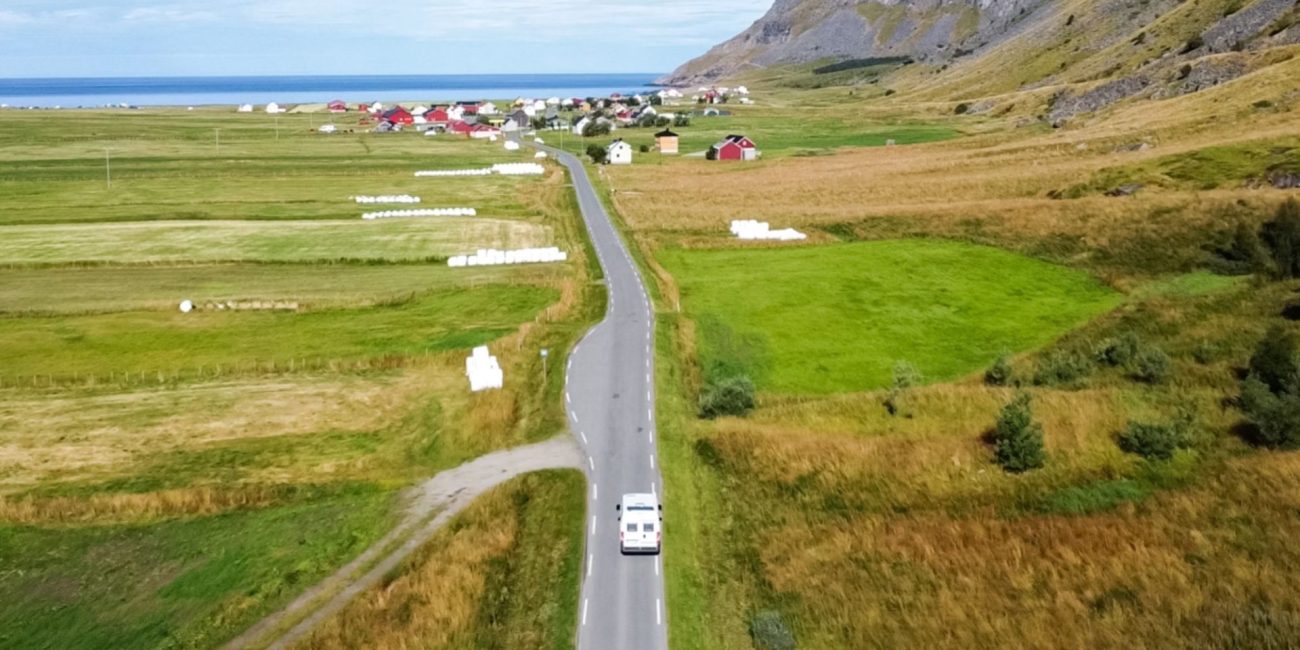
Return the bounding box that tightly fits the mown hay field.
[0,105,594,647]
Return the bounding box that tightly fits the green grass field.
[0,486,396,649]
[662,239,1122,393]
[0,285,556,380]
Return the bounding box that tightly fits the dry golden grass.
[612,57,1300,283]
[0,485,292,525]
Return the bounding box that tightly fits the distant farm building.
[383,106,414,126]
[655,129,679,155]
[607,139,633,165]
[327,100,347,113]
[709,135,759,161]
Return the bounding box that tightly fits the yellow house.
[655,129,679,155]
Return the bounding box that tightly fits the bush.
[1129,345,1172,383]
[1248,325,1299,393]
[699,375,757,419]
[1034,349,1092,386]
[582,120,611,137]
[1261,198,1300,279]
[884,361,922,416]
[1094,332,1141,367]
[1240,377,1300,448]
[655,115,672,128]
[954,102,970,114]
[673,114,691,127]
[990,393,1046,472]
[985,355,1013,386]
[585,144,607,164]
[639,144,650,153]
[705,147,719,161]
[749,610,796,650]
[1117,418,1193,460]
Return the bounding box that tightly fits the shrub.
[1034,349,1092,386]
[1094,332,1141,367]
[585,144,607,164]
[582,120,611,137]
[1248,325,1299,393]
[673,114,691,127]
[639,144,650,153]
[1240,376,1300,448]
[1129,345,1172,383]
[1181,35,1204,53]
[698,375,757,419]
[1261,198,1300,279]
[655,115,672,128]
[954,102,970,114]
[1118,418,1192,460]
[990,393,1046,472]
[985,355,1013,386]
[884,361,922,416]
[750,610,796,650]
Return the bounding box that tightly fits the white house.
[572,116,592,136]
[523,104,538,118]
[265,102,285,114]
[532,100,547,113]
[237,104,254,113]
[606,139,633,165]
[448,105,465,120]
[480,102,500,115]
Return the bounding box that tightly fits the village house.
[655,129,679,155]
[327,100,347,113]
[606,139,633,165]
[424,107,450,125]
[709,134,759,161]
[505,108,531,131]
[383,106,414,126]
[480,101,499,115]
[470,123,502,139]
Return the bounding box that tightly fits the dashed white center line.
[648,430,654,444]
[590,515,596,536]
[580,431,589,444]
[587,555,593,577]
[583,598,590,626]
[656,599,662,626]
[650,454,656,470]
[593,483,598,500]
[588,456,595,471]
[647,407,653,420]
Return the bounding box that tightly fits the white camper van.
[617,493,662,555]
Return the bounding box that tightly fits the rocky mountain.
[660,0,1300,104]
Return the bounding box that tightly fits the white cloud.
[123,6,217,23]
[0,10,34,25]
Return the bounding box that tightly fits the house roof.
[655,129,679,138]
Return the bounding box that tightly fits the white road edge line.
[583,598,590,626]
[580,431,589,444]
[651,481,657,496]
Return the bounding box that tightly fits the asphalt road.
[528,139,668,650]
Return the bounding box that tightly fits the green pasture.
[662,239,1122,394]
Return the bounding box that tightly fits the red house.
[383,106,414,125]
[358,103,371,113]
[710,135,759,161]
[446,120,473,135]
[328,100,347,113]
[424,107,450,124]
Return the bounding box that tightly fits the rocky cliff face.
[660,0,1054,85]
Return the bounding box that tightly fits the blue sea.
[0,73,663,108]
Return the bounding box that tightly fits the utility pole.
[104,148,111,189]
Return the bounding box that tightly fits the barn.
[327,100,347,113]
[710,135,759,161]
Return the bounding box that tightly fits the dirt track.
[222,436,584,650]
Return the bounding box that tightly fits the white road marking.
[588,555,593,577]
[650,454,655,470]
[656,556,661,576]
[656,598,662,626]
[580,431,589,444]
[648,430,654,443]
[651,481,657,496]
[593,484,598,500]
[572,412,580,424]
[566,392,572,405]
[588,456,595,471]
[583,598,590,626]
[646,389,652,401]
[590,515,596,536]
[647,407,653,420]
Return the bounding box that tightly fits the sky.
[0,1,773,78]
